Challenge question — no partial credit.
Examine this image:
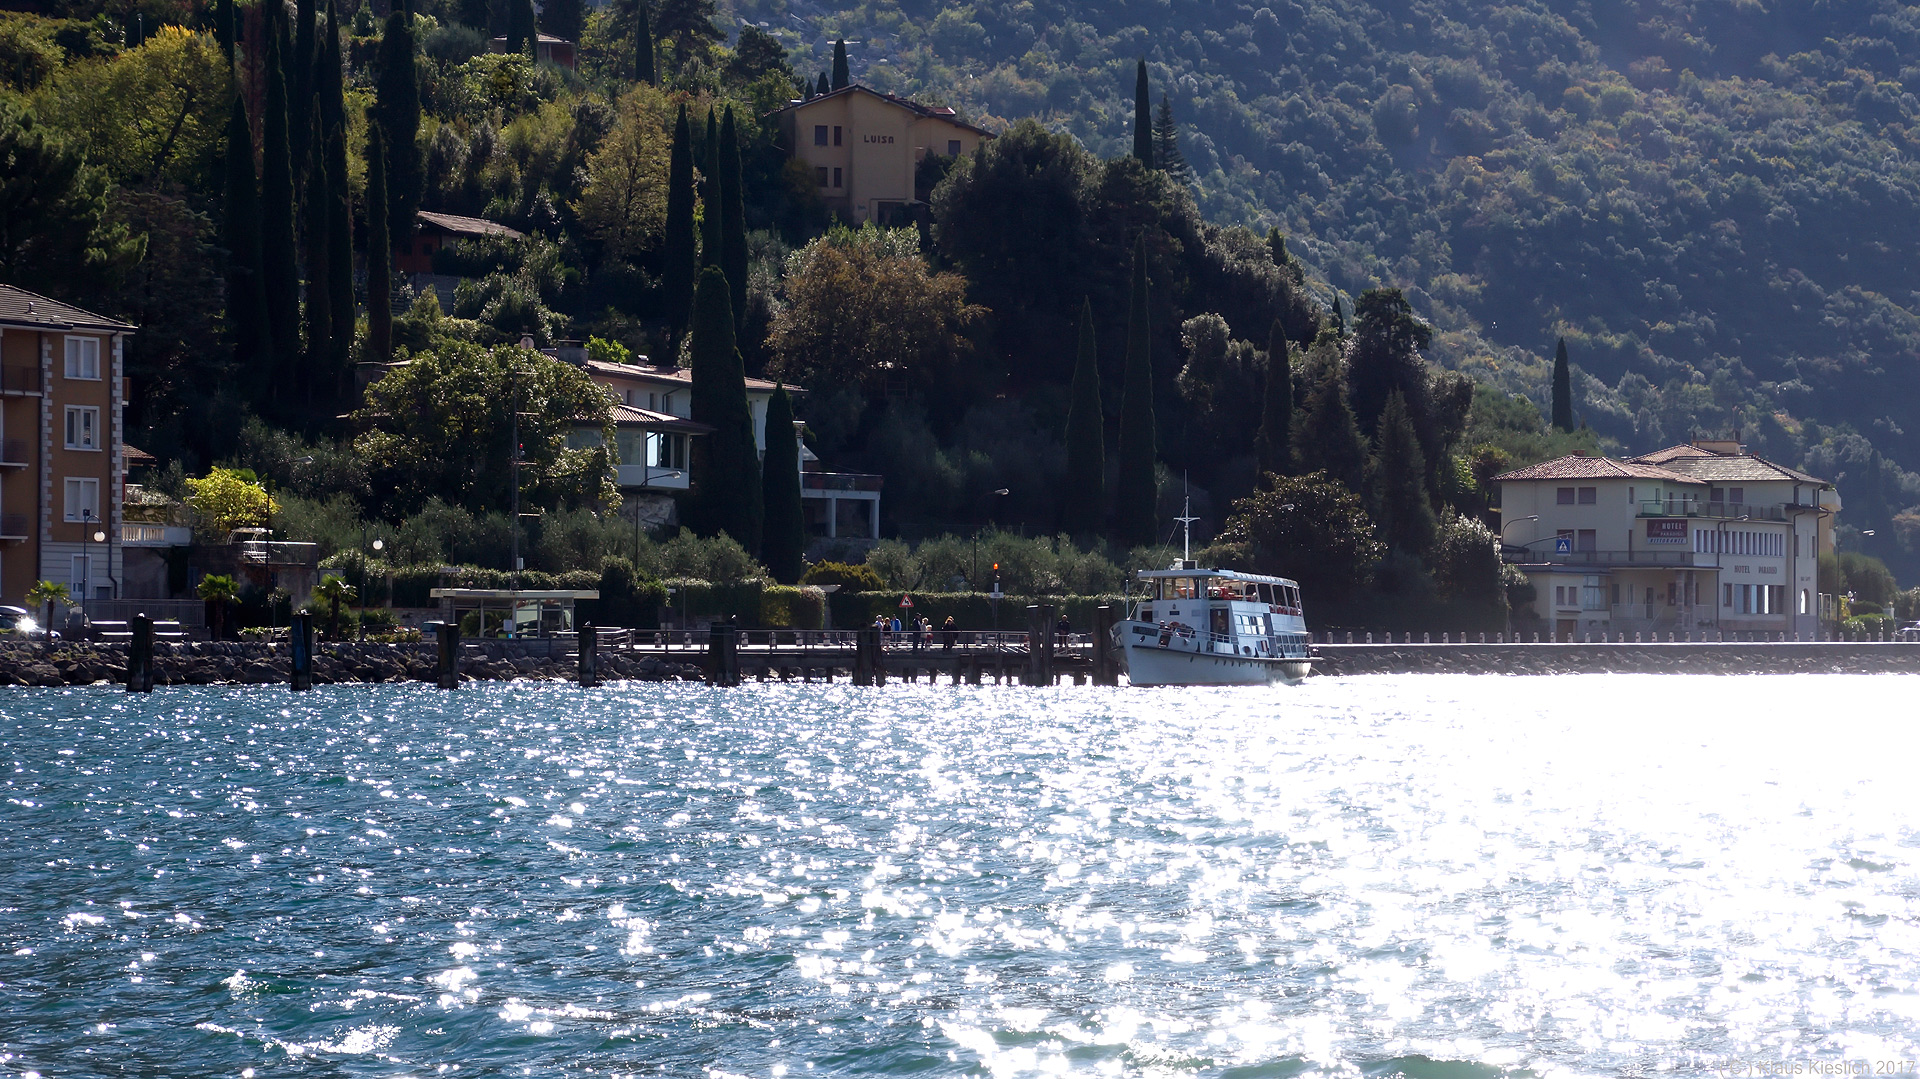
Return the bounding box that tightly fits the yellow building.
[0,285,134,610]
[772,85,993,224]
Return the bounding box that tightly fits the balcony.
[1505,547,1707,568]
[801,471,884,494]
[0,366,40,396]
[0,513,27,540]
[1638,499,1789,522]
[239,539,319,566]
[0,439,25,467]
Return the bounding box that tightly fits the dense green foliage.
[1059,298,1104,536]
[686,265,762,551]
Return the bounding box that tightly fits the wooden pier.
[638,604,1122,688]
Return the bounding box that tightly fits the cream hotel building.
[773,84,993,225]
[1495,440,1839,641]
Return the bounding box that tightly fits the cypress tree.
[760,384,804,583]
[374,9,423,244]
[1060,297,1105,536]
[663,104,697,352]
[222,94,269,375]
[816,72,829,95]
[1115,235,1158,546]
[325,122,353,386]
[1132,59,1153,168]
[303,100,333,398]
[322,0,353,386]
[365,119,392,363]
[831,38,849,89]
[719,106,749,336]
[291,0,316,190]
[699,108,719,267]
[1292,347,1367,491]
[1267,227,1286,267]
[1368,390,1436,558]
[261,18,302,395]
[507,0,537,55]
[634,0,654,83]
[217,0,235,63]
[1153,93,1191,183]
[1330,296,1345,335]
[1550,336,1574,432]
[1255,319,1293,477]
[687,266,763,552]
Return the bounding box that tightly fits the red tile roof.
[1491,454,1704,483]
[0,284,135,332]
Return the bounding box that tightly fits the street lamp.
[1501,514,1539,544]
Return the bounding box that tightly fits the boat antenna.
[1175,472,1198,564]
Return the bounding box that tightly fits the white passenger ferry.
[1112,501,1314,685]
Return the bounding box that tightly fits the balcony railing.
[0,366,41,396]
[1506,547,1705,567]
[0,439,25,466]
[0,513,27,539]
[801,471,885,493]
[239,539,320,566]
[1638,499,1789,522]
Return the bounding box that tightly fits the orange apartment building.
[0,286,133,610]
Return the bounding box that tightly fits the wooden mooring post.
[126,612,154,693]
[289,612,314,691]
[578,622,598,687]
[706,624,741,686]
[434,620,460,689]
[1023,604,1056,685]
[1091,605,1118,686]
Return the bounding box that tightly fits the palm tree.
[314,574,357,640]
[197,574,240,640]
[24,580,69,639]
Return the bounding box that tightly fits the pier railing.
[603,629,1096,653]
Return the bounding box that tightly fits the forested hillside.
[762,0,1920,561]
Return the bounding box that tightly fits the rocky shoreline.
[0,641,708,688]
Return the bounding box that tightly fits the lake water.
[3,676,1918,1078]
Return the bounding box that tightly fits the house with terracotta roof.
[770,85,993,225]
[1494,439,1837,640]
[0,285,134,613]
[560,352,883,541]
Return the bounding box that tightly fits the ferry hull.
[1117,633,1311,687]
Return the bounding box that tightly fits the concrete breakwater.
[1314,642,1920,676]
[0,640,707,688]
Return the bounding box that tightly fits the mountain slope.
[751,0,1920,548]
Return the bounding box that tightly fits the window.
[1800,589,1810,614]
[1611,583,1620,605]
[947,139,962,155]
[1556,487,1575,504]
[1729,487,1744,504]
[1577,529,1596,552]
[1577,486,1597,504]
[64,477,100,523]
[64,337,100,380]
[832,167,843,187]
[814,124,829,146]
[1724,583,1733,608]
[816,166,830,187]
[833,125,843,146]
[63,406,99,450]
[70,553,91,593]
[1628,486,1635,504]
[661,392,673,414]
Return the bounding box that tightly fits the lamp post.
[80,508,96,614]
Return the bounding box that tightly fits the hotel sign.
[1646,519,1688,544]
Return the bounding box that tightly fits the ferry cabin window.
[1257,583,1274,604]
[1158,577,1198,600]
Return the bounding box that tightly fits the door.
[1555,618,1576,642]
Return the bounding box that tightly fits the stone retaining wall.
[1314,643,1920,676]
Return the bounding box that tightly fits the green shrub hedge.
[827,591,1126,630]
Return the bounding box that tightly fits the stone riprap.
[0,640,707,688]
[1312,642,1920,676]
